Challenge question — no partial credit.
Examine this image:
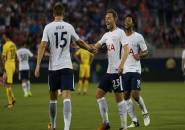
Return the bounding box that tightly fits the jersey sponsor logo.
[129,48,134,55]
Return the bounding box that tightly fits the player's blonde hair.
[106,9,118,22]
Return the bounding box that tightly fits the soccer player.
[17,44,33,97]
[34,3,95,130]
[1,32,17,109]
[74,48,94,95]
[182,49,185,82]
[122,14,150,128]
[93,9,129,130]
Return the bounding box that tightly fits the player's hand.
[89,46,98,54]
[34,65,40,78]
[133,53,140,61]
[117,65,123,75]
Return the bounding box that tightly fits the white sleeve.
[120,33,128,46]
[98,34,106,45]
[182,50,185,59]
[70,25,80,42]
[138,35,147,51]
[41,26,48,43]
[28,50,33,57]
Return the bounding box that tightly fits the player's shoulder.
[62,21,73,27]
[6,41,15,47]
[116,27,124,32]
[134,32,144,39]
[115,27,126,37]
[182,49,185,54]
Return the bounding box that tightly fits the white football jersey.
[123,32,147,74]
[42,21,80,70]
[182,49,185,59]
[98,28,127,73]
[17,48,33,71]
[182,49,185,68]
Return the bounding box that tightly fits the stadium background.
[0,1,185,130]
[1,0,185,82]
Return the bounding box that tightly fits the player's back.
[42,21,79,70]
[3,41,16,64]
[17,48,33,71]
[76,48,92,65]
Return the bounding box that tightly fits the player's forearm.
[120,45,129,67]
[139,50,148,59]
[36,42,46,66]
[76,40,91,52]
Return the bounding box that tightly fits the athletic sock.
[27,81,31,92]
[97,97,109,124]
[22,82,28,94]
[118,100,127,129]
[63,99,72,130]
[83,79,89,94]
[126,99,138,122]
[49,100,57,129]
[77,80,82,93]
[137,96,148,114]
[6,88,12,104]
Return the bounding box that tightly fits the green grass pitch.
[0,82,185,130]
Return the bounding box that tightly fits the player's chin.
[106,25,111,30]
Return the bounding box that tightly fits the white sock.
[118,100,127,129]
[137,96,148,114]
[49,100,57,129]
[126,99,138,122]
[63,99,72,130]
[97,97,109,124]
[27,81,31,92]
[22,82,27,94]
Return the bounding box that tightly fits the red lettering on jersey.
[111,44,115,51]
[129,48,134,54]
[107,44,115,51]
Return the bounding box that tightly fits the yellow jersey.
[2,40,17,64]
[75,48,93,65]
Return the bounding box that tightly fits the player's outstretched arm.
[35,41,47,78]
[76,40,97,54]
[118,44,129,74]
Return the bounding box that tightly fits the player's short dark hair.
[53,2,64,16]
[106,9,118,21]
[4,31,12,39]
[123,14,136,25]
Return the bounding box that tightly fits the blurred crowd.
[0,0,185,53]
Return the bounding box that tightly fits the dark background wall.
[13,58,183,83]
